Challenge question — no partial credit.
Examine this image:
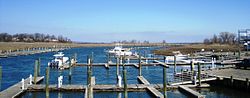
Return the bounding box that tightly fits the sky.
[0,0,249,43]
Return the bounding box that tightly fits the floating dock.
[179,85,205,98]
[138,76,164,98]
[0,76,44,98]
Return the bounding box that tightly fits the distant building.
[238,29,250,44]
[238,29,250,50]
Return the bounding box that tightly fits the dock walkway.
[137,76,164,98]
[0,76,44,98]
[179,85,205,98]
[153,60,169,67]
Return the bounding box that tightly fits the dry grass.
[0,42,162,51]
[154,44,243,56]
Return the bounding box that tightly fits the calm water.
[194,86,250,98]
[21,90,186,98]
[0,46,248,98]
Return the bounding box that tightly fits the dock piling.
[163,67,167,98]
[116,57,119,76]
[69,57,72,82]
[230,76,233,87]
[139,55,142,76]
[198,63,201,86]
[74,53,77,63]
[29,74,32,85]
[123,69,128,98]
[246,78,249,90]
[38,58,41,76]
[46,67,50,98]
[21,78,24,90]
[174,55,176,74]
[34,60,38,84]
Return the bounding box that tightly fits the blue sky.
[0,0,249,43]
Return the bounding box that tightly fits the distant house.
[12,37,20,42]
[51,39,58,42]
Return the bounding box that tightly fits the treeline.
[203,32,237,44]
[0,33,71,43]
[112,40,150,44]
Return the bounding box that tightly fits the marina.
[0,46,249,98]
[1,0,250,98]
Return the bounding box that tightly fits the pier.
[138,76,164,98]
[0,76,44,98]
[179,85,205,98]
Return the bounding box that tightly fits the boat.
[48,52,69,69]
[107,44,133,56]
[165,51,188,61]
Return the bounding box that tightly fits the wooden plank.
[137,76,150,85]
[133,64,139,68]
[0,76,44,98]
[170,77,217,86]
[146,87,164,98]
[179,85,205,98]
[104,63,110,69]
[137,76,164,98]
[153,60,169,67]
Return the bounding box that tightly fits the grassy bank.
[0,42,164,51]
[153,44,243,56]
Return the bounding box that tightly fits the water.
[194,86,250,98]
[20,91,84,98]
[21,90,186,98]
[0,46,248,98]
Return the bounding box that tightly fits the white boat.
[165,51,188,61]
[48,52,69,69]
[108,44,133,56]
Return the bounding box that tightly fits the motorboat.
[108,44,133,56]
[48,52,69,69]
[165,51,188,62]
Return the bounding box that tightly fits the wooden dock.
[76,62,163,67]
[0,48,69,58]
[137,76,150,85]
[153,60,169,67]
[133,64,139,68]
[179,85,205,98]
[0,76,44,98]
[170,77,217,86]
[137,76,164,98]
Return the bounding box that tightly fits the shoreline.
[0,42,165,58]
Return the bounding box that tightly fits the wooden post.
[230,76,233,87]
[238,49,241,60]
[91,52,94,63]
[69,57,72,82]
[46,67,50,98]
[191,60,194,72]
[139,55,142,76]
[163,67,167,98]
[174,55,177,74]
[87,56,92,86]
[87,56,90,85]
[107,53,111,63]
[123,69,128,98]
[74,53,77,63]
[198,63,201,86]
[34,60,38,84]
[116,57,119,76]
[164,56,166,63]
[38,58,41,76]
[190,60,194,80]
[246,78,249,90]
[181,69,183,84]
